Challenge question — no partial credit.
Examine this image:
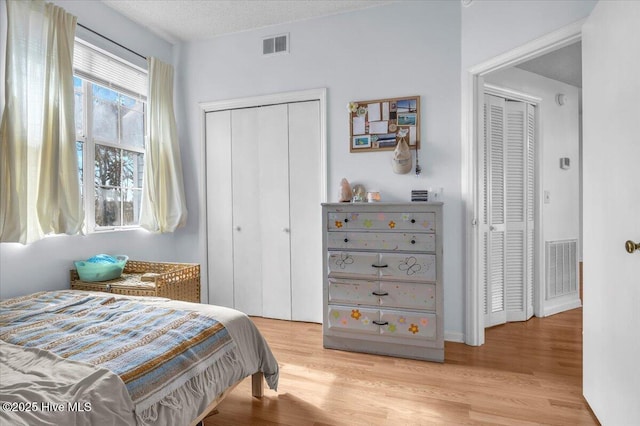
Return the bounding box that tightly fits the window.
[73,40,147,232]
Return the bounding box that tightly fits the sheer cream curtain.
[0,0,83,244]
[140,57,187,233]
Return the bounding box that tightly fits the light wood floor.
[205,308,598,425]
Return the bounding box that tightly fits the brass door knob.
[625,240,640,254]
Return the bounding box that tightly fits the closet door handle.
[283,228,290,233]
[235,226,241,231]
[372,320,389,326]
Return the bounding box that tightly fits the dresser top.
[322,202,443,207]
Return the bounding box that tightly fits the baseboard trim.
[543,298,582,317]
[445,331,465,343]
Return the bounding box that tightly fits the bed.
[0,290,279,425]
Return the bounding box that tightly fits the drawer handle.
[344,238,349,243]
[411,239,416,244]
[411,219,416,223]
[344,218,349,223]
[372,291,389,296]
[372,320,389,326]
[371,264,388,268]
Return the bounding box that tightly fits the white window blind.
[73,39,147,99]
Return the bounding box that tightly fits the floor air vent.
[545,239,578,299]
[263,34,289,55]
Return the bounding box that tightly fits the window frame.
[74,59,147,233]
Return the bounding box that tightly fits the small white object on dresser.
[322,202,444,362]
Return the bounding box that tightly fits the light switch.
[544,191,551,204]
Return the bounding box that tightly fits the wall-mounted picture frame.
[349,95,420,153]
[352,134,371,149]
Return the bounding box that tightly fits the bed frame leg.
[251,372,264,398]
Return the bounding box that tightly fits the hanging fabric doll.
[392,128,412,174]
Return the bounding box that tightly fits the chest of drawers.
[322,202,444,362]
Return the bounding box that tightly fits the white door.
[231,107,263,316]
[481,94,507,327]
[504,101,534,322]
[259,104,292,320]
[289,101,323,323]
[582,1,640,423]
[481,95,535,327]
[205,99,323,323]
[205,110,234,308]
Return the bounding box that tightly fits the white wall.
[175,1,464,337]
[0,0,181,299]
[461,0,597,70]
[484,67,580,243]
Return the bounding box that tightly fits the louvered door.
[482,95,507,327]
[504,101,534,322]
[482,94,535,327]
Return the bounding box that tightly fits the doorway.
[463,21,584,346]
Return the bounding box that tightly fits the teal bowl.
[74,255,128,282]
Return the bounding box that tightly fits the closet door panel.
[205,111,234,307]
[231,108,263,316]
[259,104,292,320]
[289,101,323,323]
[483,94,507,327]
[505,101,527,321]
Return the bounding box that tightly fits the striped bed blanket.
[0,291,236,414]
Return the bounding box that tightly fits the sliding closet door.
[231,107,263,316]
[260,104,292,320]
[289,101,322,323]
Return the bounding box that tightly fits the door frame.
[463,21,584,346]
[198,88,328,305]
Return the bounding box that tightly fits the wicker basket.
[70,260,200,303]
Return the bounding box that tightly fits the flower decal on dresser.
[363,219,373,228]
[388,221,396,229]
[408,324,420,334]
[335,220,343,228]
[351,309,362,320]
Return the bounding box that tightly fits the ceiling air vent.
[263,33,289,56]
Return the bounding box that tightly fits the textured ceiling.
[101,0,396,43]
